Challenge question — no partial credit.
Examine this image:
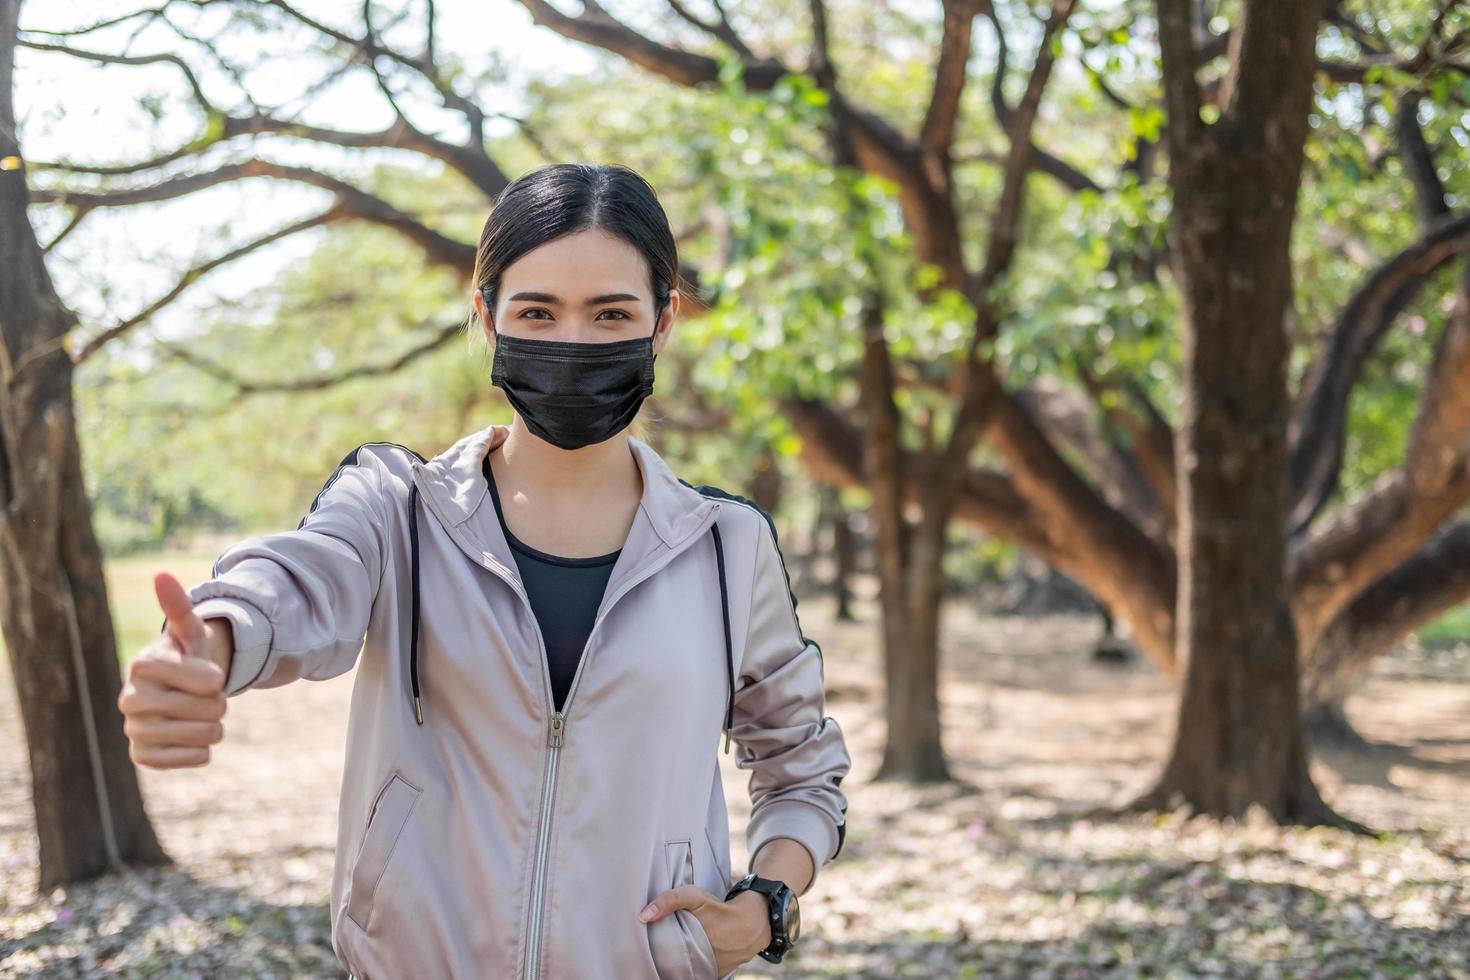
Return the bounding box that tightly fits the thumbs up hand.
[117,571,234,769]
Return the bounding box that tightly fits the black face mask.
[487,292,659,451]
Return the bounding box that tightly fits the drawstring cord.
[711,522,734,754]
[406,492,734,752]
[409,484,423,725]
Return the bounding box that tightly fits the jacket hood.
[410,422,720,551]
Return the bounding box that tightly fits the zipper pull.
[549,713,565,748]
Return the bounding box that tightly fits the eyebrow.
[507,291,642,304]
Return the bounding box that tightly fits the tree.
[0,0,169,890]
[512,0,1470,791]
[1295,75,1470,739]
[7,0,546,888]
[9,0,736,888]
[1137,0,1336,822]
[16,0,1470,832]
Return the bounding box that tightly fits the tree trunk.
[1091,604,1133,664]
[749,445,782,516]
[832,493,857,622]
[1137,0,1347,825]
[859,302,950,781]
[868,513,947,779]
[0,0,170,890]
[881,484,954,780]
[818,484,858,622]
[1303,698,1370,749]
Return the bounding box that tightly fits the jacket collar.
[410,422,719,551]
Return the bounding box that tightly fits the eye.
[595,309,631,320]
[519,308,553,320]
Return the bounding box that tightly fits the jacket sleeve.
[161,445,393,698]
[730,510,851,893]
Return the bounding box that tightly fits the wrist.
[749,837,814,897]
[726,872,799,962]
[201,617,235,677]
[728,889,771,958]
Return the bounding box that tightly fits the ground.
[1,585,1466,978]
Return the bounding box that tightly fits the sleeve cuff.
[746,798,840,893]
[188,595,273,697]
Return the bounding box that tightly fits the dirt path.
[1,596,1466,978]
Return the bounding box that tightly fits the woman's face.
[476,227,678,352]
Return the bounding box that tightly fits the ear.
[654,288,680,355]
[474,288,496,345]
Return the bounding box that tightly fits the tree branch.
[1405,280,1470,498]
[1014,378,1170,543]
[664,0,758,61]
[68,210,336,366]
[1156,0,1202,145]
[1215,0,1326,138]
[920,0,982,162]
[28,159,477,271]
[1393,91,1450,225]
[778,394,1054,555]
[1291,458,1470,650]
[1077,370,1178,530]
[978,4,1102,204]
[1302,519,1470,708]
[263,0,490,140]
[17,37,217,111]
[152,317,465,395]
[30,107,510,197]
[1288,212,1470,531]
[515,0,785,88]
[982,389,1178,671]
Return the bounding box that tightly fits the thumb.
[155,570,208,659]
[639,885,703,923]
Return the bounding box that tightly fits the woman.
[120,162,852,979]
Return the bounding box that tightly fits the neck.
[495,418,643,501]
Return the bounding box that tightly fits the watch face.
[784,892,801,944]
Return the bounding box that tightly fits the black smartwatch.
[724,872,800,963]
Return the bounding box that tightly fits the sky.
[14,0,603,358]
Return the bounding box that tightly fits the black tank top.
[483,455,621,713]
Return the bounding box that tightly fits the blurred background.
[1,0,1467,976]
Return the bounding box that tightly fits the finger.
[640,885,710,922]
[131,743,211,769]
[124,716,225,748]
[669,885,711,913]
[155,571,208,658]
[120,685,227,723]
[639,888,675,922]
[132,651,226,697]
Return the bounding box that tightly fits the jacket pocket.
[346,771,422,932]
[648,839,719,979]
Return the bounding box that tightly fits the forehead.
[499,228,649,297]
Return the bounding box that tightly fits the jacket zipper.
[517,503,723,980]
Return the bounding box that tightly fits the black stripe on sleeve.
[296,442,426,530]
[678,480,818,657]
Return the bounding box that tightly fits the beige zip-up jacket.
[172,422,852,979]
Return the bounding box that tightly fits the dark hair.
[468,162,680,337]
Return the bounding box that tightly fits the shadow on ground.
[2,863,341,978]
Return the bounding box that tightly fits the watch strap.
[725,873,795,963]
